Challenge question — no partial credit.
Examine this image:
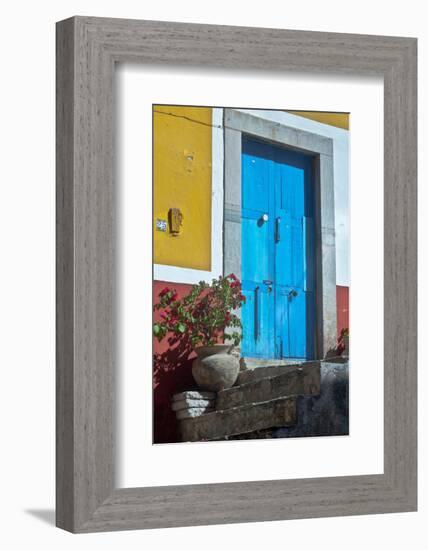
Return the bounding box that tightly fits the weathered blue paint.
[241,137,316,359]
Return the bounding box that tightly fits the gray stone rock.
[176,407,214,420]
[172,391,216,402]
[179,396,296,442]
[171,398,215,412]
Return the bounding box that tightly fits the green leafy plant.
[153,274,246,347]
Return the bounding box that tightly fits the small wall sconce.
[168,208,183,235]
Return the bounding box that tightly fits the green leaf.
[177,323,186,333]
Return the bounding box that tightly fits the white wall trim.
[153,107,224,284]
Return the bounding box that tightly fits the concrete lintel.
[225,109,333,156]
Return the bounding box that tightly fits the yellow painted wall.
[153,106,212,270]
[286,111,349,130]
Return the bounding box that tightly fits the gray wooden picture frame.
[56,16,417,533]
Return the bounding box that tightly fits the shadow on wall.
[153,338,196,444]
[153,281,196,444]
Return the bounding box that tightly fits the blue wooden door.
[241,137,315,359]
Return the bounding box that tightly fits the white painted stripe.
[154,265,216,285]
[210,107,225,277]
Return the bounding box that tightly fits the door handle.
[288,289,298,300]
[275,217,281,242]
[263,280,273,293]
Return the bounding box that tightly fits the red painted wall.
[336,285,349,336]
[153,280,196,444]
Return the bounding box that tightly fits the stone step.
[241,357,307,370]
[179,396,297,442]
[172,390,216,402]
[171,398,215,412]
[176,407,214,420]
[216,362,320,411]
[237,360,319,385]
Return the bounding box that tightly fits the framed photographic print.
[56,16,417,532]
[150,104,349,445]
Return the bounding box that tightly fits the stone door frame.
[223,108,337,359]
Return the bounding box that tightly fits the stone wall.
[174,361,349,442]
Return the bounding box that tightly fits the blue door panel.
[274,213,292,288]
[241,217,271,283]
[274,218,309,300]
[275,288,291,358]
[289,221,304,288]
[241,137,316,360]
[288,290,307,358]
[242,145,271,213]
[279,163,305,217]
[241,282,275,358]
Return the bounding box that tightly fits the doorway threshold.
[242,357,309,369]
